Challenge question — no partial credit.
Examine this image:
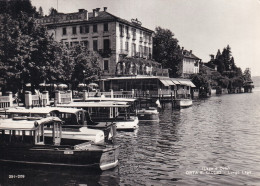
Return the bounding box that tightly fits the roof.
[106,76,196,87]
[39,10,153,33]
[57,101,130,108]
[83,97,137,102]
[0,117,62,130]
[4,107,83,115]
[182,50,201,60]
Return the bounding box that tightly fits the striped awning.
[165,79,175,86]
[171,79,180,85]
[160,79,170,86]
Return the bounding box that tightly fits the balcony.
[119,49,128,57]
[98,49,112,58]
[139,37,143,42]
[126,34,130,39]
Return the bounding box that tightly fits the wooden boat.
[2,107,116,144]
[175,99,193,108]
[80,97,159,121]
[0,117,119,170]
[137,107,159,121]
[57,102,139,131]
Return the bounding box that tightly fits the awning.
[177,80,196,87]
[160,79,170,86]
[165,79,175,86]
[177,80,190,86]
[187,81,196,88]
[171,79,180,85]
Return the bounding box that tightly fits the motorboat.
[0,117,119,170]
[2,107,116,144]
[57,101,139,131]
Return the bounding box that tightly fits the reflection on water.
[1,88,260,185]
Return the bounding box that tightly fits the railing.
[55,91,72,104]
[0,93,12,109]
[119,49,128,56]
[113,91,133,98]
[60,93,72,103]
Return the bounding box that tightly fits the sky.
[31,0,260,76]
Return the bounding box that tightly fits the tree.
[38,6,44,17]
[153,27,183,77]
[49,7,58,16]
[70,45,102,89]
[0,11,66,92]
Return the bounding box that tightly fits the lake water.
[1,88,260,186]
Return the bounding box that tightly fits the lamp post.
[83,70,86,90]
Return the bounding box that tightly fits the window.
[139,45,143,56]
[85,25,89,33]
[93,24,98,32]
[125,42,129,51]
[62,27,67,35]
[103,39,110,50]
[119,24,124,37]
[72,26,77,35]
[93,40,98,51]
[82,40,88,48]
[80,26,83,34]
[132,43,136,56]
[132,28,136,40]
[126,26,129,38]
[120,40,123,50]
[104,23,108,31]
[104,60,109,71]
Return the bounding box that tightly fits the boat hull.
[0,144,119,171]
[115,116,139,131]
[137,108,159,121]
[175,99,193,108]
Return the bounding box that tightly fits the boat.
[137,107,159,121]
[175,99,193,108]
[80,97,159,121]
[0,117,119,170]
[57,101,139,131]
[2,107,116,144]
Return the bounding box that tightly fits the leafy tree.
[153,27,183,77]
[38,6,44,17]
[70,45,102,89]
[49,7,58,16]
[243,68,252,82]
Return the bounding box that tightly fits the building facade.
[180,49,201,78]
[36,7,154,78]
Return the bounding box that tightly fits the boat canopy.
[83,97,137,102]
[57,101,130,108]
[4,107,83,115]
[0,117,62,130]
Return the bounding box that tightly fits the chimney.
[190,50,192,54]
[93,9,96,17]
[78,9,84,13]
[104,7,107,12]
[96,8,100,12]
[181,47,184,50]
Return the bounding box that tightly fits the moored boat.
[137,107,159,121]
[175,99,193,108]
[57,101,139,131]
[2,107,116,144]
[0,117,119,170]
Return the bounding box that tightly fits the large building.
[37,7,157,78]
[180,49,201,78]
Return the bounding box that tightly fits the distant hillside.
[252,76,260,87]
